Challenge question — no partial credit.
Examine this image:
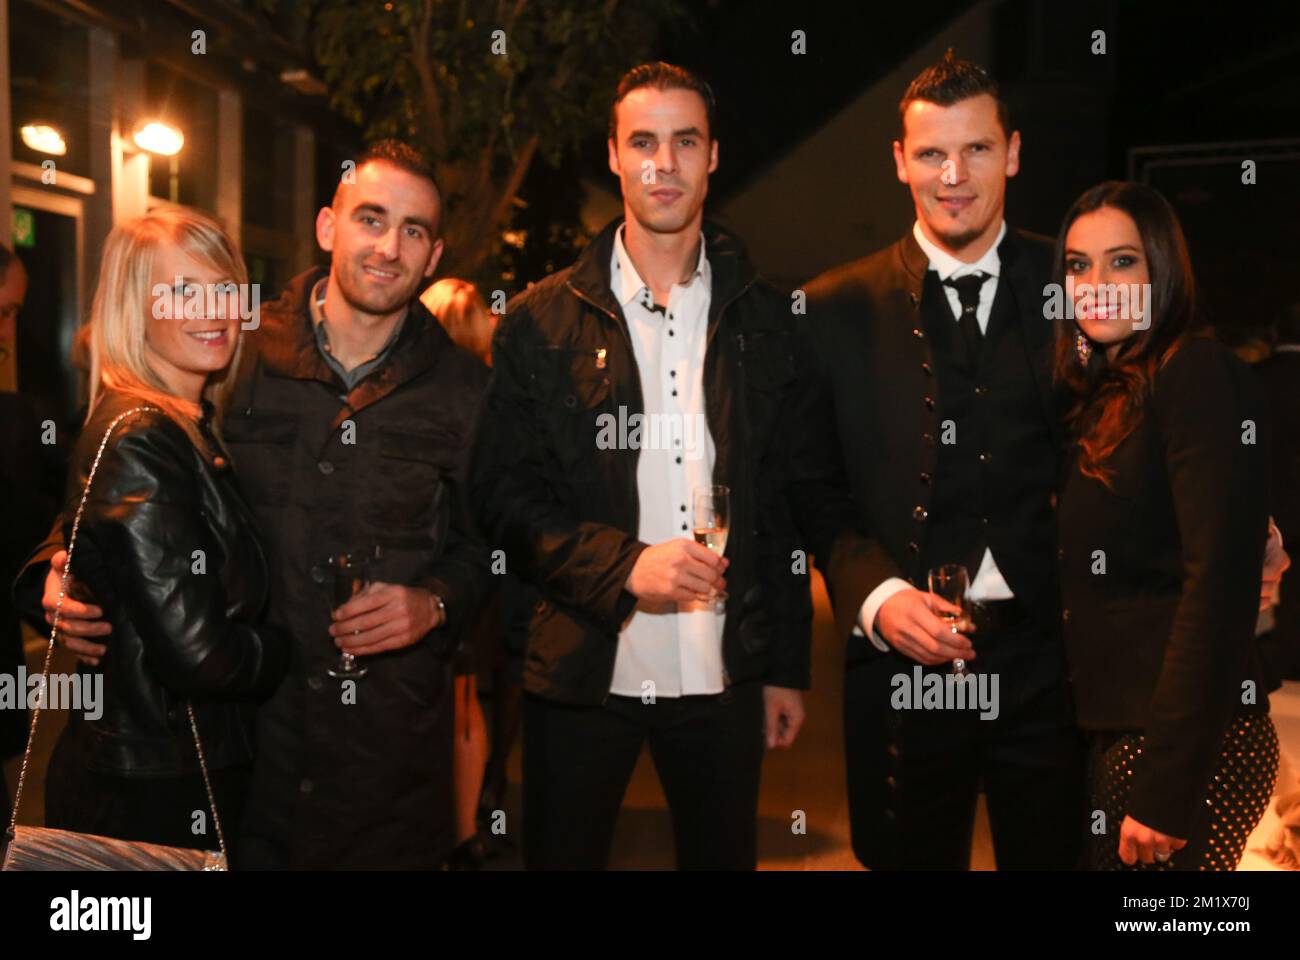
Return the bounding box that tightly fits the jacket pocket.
[738,331,797,393]
[222,411,297,506]
[531,345,613,479]
[531,345,612,410]
[367,426,453,548]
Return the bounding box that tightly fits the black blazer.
[472,218,813,704]
[1059,335,1270,839]
[791,227,1064,642]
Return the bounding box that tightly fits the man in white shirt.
[474,62,811,869]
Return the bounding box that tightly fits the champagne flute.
[327,545,380,680]
[692,485,730,609]
[928,563,971,676]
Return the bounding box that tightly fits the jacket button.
[911,327,925,339]
[923,396,935,411]
[1062,608,1071,622]
[885,775,897,788]
[975,385,988,397]
[921,362,932,376]
[307,676,323,691]
[564,394,577,408]
[300,779,314,794]
[906,541,919,555]
[978,452,990,463]
[921,432,934,447]
[919,472,931,485]
[318,460,335,475]
[913,506,927,521]
[1057,547,1065,560]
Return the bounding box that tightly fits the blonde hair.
[87,208,248,454]
[421,278,496,366]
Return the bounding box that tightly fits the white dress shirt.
[607,224,726,697]
[856,220,1015,651]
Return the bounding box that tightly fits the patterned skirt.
[1086,713,1279,871]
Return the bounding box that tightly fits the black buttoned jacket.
[220,268,492,868]
[791,228,1067,644]
[471,217,814,705]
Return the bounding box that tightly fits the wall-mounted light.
[20,123,67,155]
[132,121,184,156]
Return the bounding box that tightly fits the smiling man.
[792,51,1086,870]
[29,140,492,869]
[473,62,812,870]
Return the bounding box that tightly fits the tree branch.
[410,0,447,156]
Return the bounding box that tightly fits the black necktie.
[942,273,989,363]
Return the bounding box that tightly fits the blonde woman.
[40,209,286,852]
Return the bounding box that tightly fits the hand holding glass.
[692,485,730,609]
[928,563,973,676]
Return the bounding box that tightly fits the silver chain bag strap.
[2,406,228,871]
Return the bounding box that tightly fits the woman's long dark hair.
[1052,181,1202,485]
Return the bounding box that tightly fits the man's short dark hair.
[898,49,1011,139]
[335,139,440,204]
[608,62,717,141]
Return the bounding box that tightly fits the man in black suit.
[793,52,1084,870]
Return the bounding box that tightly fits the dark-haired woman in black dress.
[1054,181,1278,870]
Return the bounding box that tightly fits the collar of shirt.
[309,276,407,381]
[912,219,1006,281]
[611,223,710,310]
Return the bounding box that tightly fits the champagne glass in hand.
[928,563,972,676]
[692,485,730,610]
[327,546,380,680]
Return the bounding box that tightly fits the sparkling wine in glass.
[928,563,971,676]
[692,485,730,608]
[327,546,380,680]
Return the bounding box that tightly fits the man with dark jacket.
[795,52,1288,871]
[792,53,1085,871]
[22,141,491,869]
[473,62,812,870]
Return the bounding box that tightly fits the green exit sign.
[12,207,35,248]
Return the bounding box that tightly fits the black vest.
[917,268,1060,613]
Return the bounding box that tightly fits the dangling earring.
[1075,330,1093,365]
